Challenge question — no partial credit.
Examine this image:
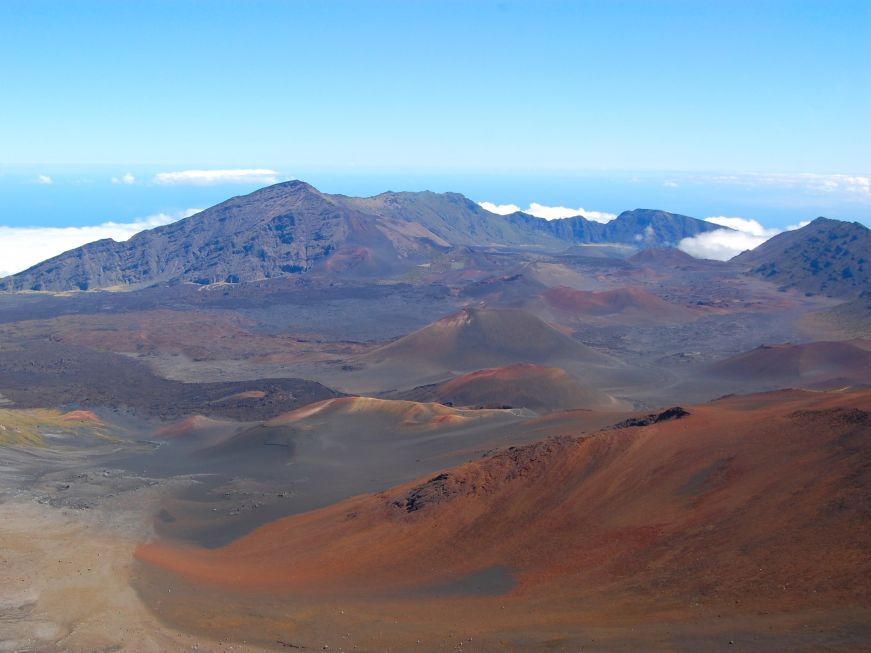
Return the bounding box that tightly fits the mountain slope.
[365,307,613,370]
[336,191,565,248]
[803,291,871,338]
[733,217,871,297]
[138,388,871,645]
[540,286,698,325]
[206,395,525,459]
[601,208,721,245]
[705,340,871,389]
[1,182,725,291]
[1,181,426,291]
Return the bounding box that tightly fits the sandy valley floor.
[0,490,274,653]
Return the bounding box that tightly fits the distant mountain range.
[1,181,867,295]
[0,181,725,291]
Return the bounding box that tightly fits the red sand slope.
[152,415,231,439]
[60,410,102,424]
[265,395,515,430]
[139,388,871,616]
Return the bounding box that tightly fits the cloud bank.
[478,201,617,224]
[710,172,871,197]
[678,216,810,261]
[36,174,53,185]
[152,169,280,186]
[0,209,201,277]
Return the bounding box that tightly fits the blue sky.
[0,0,869,270]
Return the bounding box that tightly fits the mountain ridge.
[1,181,726,291]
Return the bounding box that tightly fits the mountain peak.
[807,215,870,231]
[596,208,723,246]
[734,216,871,297]
[247,179,322,199]
[273,178,315,191]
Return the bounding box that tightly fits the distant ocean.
[1,165,868,230]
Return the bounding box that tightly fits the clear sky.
[0,0,868,270]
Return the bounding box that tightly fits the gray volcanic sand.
[117,402,628,548]
[0,404,631,652]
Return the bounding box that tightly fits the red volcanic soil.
[707,340,871,389]
[542,286,696,324]
[214,389,267,401]
[60,409,102,424]
[264,395,514,430]
[153,415,229,440]
[397,363,628,412]
[138,388,871,648]
[320,246,375,273]
[202,396,525,464]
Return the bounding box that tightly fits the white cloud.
[793,173,871,195]
[527,203,586,220]
[574,209,619,224]
[478,201,617,223]
[478,201,522,215]
[634,224,657,243]
[36,174,53,185]
[152,168,280,186]
[0,209,201,277]
[677,229,768,261]
[527,203,618,223]
[111,172,136,184]
[709,172,871,197]
[663,180,679,188]
[841,175,871,194]
[704,216,779,238]
[678,215,808,261]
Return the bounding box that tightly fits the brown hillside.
[139,388,871,618]
[542,286,696,324]
[707,340,871,388]
[393,363,628,412]
[333,307,636,393]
